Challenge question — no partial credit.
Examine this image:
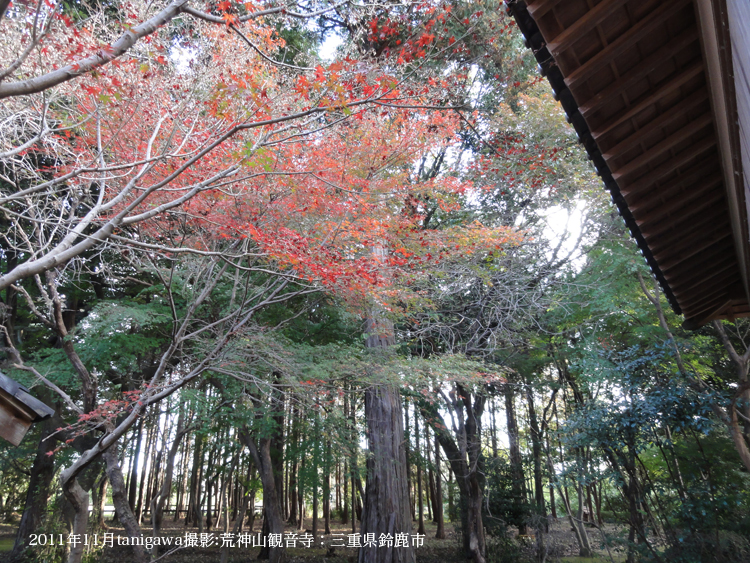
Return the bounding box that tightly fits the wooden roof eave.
[506,0,750,329]
[691,0,750,323]
[506,0,683,314]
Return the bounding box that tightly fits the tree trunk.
[312,474,319,537]
[419,384,487,563]
[175,433,191,522]
[186,434,204,527]
[152,409,187,556]
[287,407,299,525]
[297,456,305,531]
[136,419,156,523]
[103,447,148,562]
[343,460,350,524]
[94,473,108,530]
[358,384,415,563]
[404,399,415,522]
[526,386,548,531]
[240,430,286,563]
[63,478,89,563]
[10,417,57,561]
[434,434,445,539]
[325,441,332,535]
[505,385,527,535]
[415,413,425,535]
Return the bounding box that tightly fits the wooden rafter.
[669,256,735,294]
[579,28,699,117]
[565,0,692,90]
[591,60,704,140]
[527,0,565,20]
[611,113,713,182]
[643,196,726,242]
[510,0,749,327]
[645,209,726,257]
[619,135,717,196]
[546,0,631,56]
[602,88,709,160]
[683,295,734,319]
[628,164,720,212]
[634,175,722,226]
[661,238,734,281]
[659,231,731,272]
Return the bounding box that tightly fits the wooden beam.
[546,0,631,56]
[527,0,565,20]
[611,113,713,182]
[641,199,728,250]
[565,0,693,90]
[643,196,725,247]
[669,273,736,317]
[628,163,720,212]
[661,238,734,281]
[644,206,725,251]
[634,174,722,226]
[602,88,709,160]
[579,28,699,118]
[683,295,733,321]
[680,272,737,304]
[681,279,739,315]
[694,0,750,311]
[720,301,750,320]
[686,301,733,327]
[669,255,735,294]
[672,262,735,297]
[659,231,731,272]
[618,135,717,197]
[591,60,704,140]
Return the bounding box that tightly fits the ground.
[0,516,628,562]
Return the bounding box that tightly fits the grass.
[0,537,14,552]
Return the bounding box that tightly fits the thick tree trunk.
[10,418,57,561]
[358,384,415,563]
[420,385,486,563]
[240,431,286,563]
[64,479,89,563]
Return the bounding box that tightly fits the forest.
[0,1,748,563]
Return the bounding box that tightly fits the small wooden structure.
[508,0,750,328]
[0,370,54,446]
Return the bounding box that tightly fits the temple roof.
[508,0,750,328]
